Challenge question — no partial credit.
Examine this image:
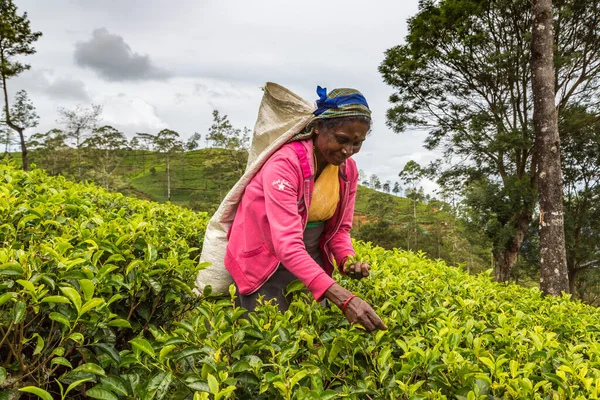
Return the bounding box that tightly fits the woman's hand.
[344,259,370,279]
[324,283,387,332]
[343,297,387,332]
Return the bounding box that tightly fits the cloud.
[74,28,170,82]
[13,70,90,102]
[99,95,168,136]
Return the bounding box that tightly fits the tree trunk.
[532,0,569,296]
[493,208,532,282]
[2,75,28,171]
[167,154,171,202]
[16,128,28,171]
[76,130,82,182]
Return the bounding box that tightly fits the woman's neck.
[313,147,328,179]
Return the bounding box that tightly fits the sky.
[11,0,438,193]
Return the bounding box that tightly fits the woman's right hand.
[343,297,387,332]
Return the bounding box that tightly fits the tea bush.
[4,164,600,399]
[0,164,209,399]
[130,244,600,400]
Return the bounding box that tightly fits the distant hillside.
[118,148,243,214]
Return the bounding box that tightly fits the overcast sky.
[12,0,438,193]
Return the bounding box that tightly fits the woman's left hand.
[344,260,370,279]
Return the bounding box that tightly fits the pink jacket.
[224,139,357,301]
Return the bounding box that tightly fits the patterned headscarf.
[289,86,371,142]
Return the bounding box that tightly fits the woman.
[225,86,386,332]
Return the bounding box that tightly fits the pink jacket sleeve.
[261,153,336,301]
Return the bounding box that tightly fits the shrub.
[0,164,209,398]
[131,243,600,399]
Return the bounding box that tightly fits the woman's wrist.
[324,283,352,309]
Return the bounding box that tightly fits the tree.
[57,104,102,181]
[0,0,42,170]
[383,180,391,193]
[392,181,401,197]
[28,128,69,176]
[9,90,38,148]
[186,132,201,151]
[358,169,367,185]
[531,0,569,295]
[134,132,156,176]
[400,161,424,250]
[154,129,183,202]
[369,174,380,190]
[206,110,249,176]
[83,125,129,190]
[380,0,600,282]
[560,108,600,299]
[0,116,12,155]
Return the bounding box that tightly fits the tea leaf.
[130,338,155,358]
[86,387,118,400]
[64,378,93,397]
[0,292,16,306]
[79,298,105,316]
[73,363,106,377]
[107,318,131,328]
[12,300,26,323]
[207,374,219,394]
[49,312,71,328]
[18,386,53,400]
[79,279,95,300]
[41,296,71,304]
[59,287,82,312]
[50,357,72,368]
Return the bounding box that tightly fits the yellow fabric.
[308,164,340,222]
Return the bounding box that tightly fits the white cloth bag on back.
[195,82,315,295]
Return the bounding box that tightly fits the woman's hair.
[308,115,372,134]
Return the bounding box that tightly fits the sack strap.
[292,141,312,180]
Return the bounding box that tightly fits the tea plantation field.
[2,164,600,399]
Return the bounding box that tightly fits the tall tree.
[186,132,201,151]
[134,132,156,176]
[400,161,424,242]
[531,0,569,295]
[154,129,183,202]
[369,174,381,190]
[206,110,249,176]
[28,128,69,176]
[57,104,102,181]
[83,125,129,190]
[392,181,401,197]
[9,89,38,150]
[383,180,391,193]
[1,117,11,155]
[560,106,600,299]
[0,0,42,171]
[380,0,600,282]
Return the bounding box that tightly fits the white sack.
[195,82,314,295]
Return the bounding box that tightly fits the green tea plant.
[4,163,600,399]
[130,243,600,400]
[0,164,209,399]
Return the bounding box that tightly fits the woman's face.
[314,120,370,166]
